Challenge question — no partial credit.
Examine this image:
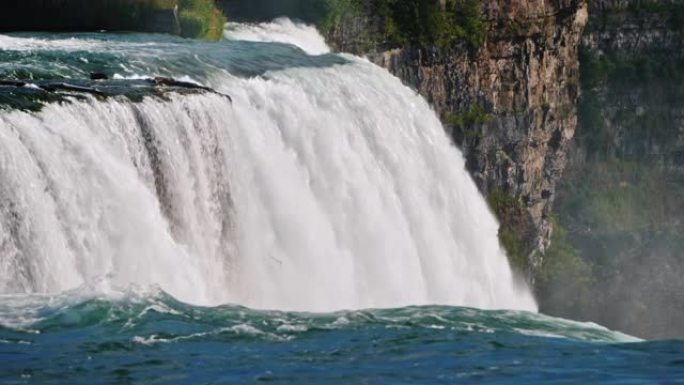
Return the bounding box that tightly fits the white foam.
[224,17,330,55]
[0,58,537,312]
[0,35,107,52]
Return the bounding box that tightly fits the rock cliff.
[545,0,684,338]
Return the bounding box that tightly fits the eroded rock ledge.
[0,77,230,111]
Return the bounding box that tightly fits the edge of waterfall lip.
[0,77,232,111]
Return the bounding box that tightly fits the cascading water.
[5,19,680,385]
[0,20,536,312]
[224,17,331,55]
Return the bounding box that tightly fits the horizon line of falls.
[0,19,537,312]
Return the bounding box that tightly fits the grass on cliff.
[129,0,226,39]
[445,105,492,140]
[487,188,530,276]
[375,0,485,48]
[176,0,227,40]
[318,0,367,43]
[535,217,595,317]
[320,0,486,49]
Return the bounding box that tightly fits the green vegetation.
[0,0,225,40]
[320,0,487,49]
[177,0,227,40]
[317,0,367,43]
[220,0,487,49]
[576,89,609,157]
[487,188,530,275]
[580,47,684,88]
[373,0,486,48]
[445,105,492,139]
[543,155,684,335]
[625,0,684,34]
[541,39,684,336]
[536,218,594,317]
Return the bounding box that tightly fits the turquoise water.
[0,32,345,81]
[1,291,683,384]
[1,30,684,384]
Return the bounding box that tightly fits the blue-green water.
[1,25,683,385]
[0,31,345,81]
[1,291,683,384]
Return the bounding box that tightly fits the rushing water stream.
[0,19,683,384]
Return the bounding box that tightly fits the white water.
[0,22,537,312]
[224,17,331,55]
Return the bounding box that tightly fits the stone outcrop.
[324,0,588,275]
[0,78,226,112]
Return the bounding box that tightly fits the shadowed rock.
[149,77,232,102]
[0,80,27,87]
[0,76,232,111]
[90,72,109,81]
[40,83,106,97]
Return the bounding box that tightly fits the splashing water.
[0,20,535,312]
[224,17,331,55]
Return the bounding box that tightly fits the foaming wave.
[0,35,107,52]
[224,17,330,55]
[0,288,638,344]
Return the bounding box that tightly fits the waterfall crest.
[0,20,536,312]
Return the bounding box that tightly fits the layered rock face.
[583,0,682,53]
[578,0,684,171]
[325,0,588,275]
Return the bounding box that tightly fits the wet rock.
[90,72,109,80]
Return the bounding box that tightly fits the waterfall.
[0,21,537,312]
[224,17,331,55]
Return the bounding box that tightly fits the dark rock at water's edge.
[0,0,226,40]
[90,72,110,81]
[0,77,231,112]
[149,77,232,102]
[39,82,107,97]
[0,80,27,88]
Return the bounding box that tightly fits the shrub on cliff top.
[378,0,486,49]
[177,0,227,40]
[320,0,486,50]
